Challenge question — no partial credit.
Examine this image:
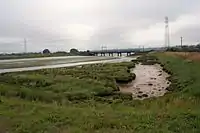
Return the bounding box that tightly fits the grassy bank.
[0,54,200,133]
[156,53,200,97]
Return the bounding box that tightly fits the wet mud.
[119,64,170,100]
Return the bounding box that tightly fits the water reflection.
[0,56,134,74]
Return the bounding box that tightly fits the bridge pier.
[108,53,114,56]
[91,49,136,57]
[127,52,131,56]
[117,52,122,56]
[101,53,105,56]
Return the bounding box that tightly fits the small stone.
[138,91,143,94]
[158,74,162,76]
[148,83,153,86]
[142,94,148,97]
[158,89,161,91]
[137,95,143,98]
[151,91,155,94]
[150,77,156,80]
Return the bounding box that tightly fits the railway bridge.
[90,49,141,56]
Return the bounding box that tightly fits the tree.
[196,44,200,49]
[70,48,79,55]
[43,49,51,54]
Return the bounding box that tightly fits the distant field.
[165,52,200,61]
[0,54,200,133]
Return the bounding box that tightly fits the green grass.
[156,53,200,97]
[0,54,200,133]
[0,62,135,103]
[1,95,200,133]
[132,55,158,65]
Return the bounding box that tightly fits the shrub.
[94,87,114,97]
[113,92,133,100]
[136,55,158,65]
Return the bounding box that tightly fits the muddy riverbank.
[119,64,170,100]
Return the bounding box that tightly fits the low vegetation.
[157,53,200,97]
[0,53,200,133]
[167,44,200,52]
[165,52,200,61]
[132,55,158,65]
[0,62,135,103]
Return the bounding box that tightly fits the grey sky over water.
[0,0,200,53]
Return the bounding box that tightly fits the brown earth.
[119,64,170,100]
[165,52,200,61]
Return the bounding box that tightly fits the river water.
[0,56,134,74]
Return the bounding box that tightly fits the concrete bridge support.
[100,53,105,56]
[127,52,131,56]
[117,52,122,56]
[108,53,114,56]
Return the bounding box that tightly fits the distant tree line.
[0,48,94,60]
[167,44,200,52]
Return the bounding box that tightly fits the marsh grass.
[0,62,135,103]
[1,55,200,133]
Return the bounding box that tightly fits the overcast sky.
[0,0,200,53]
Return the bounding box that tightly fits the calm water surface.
[0,56,134,73]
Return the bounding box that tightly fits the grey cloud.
[0,0,200,53]
[172,25,200,45]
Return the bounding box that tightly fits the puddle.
[119,64,170,100]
